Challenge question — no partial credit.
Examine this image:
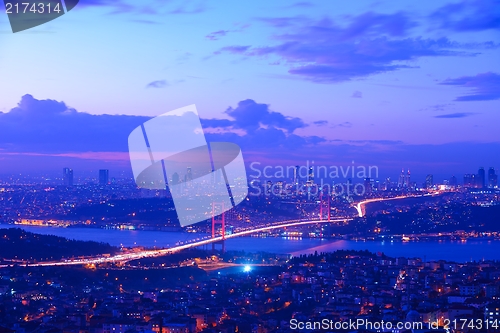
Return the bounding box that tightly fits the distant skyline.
[0,0,499,181]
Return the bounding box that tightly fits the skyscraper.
[63,168,73,186]
[364,178,372,194]
[293,166,299,185]
[478,167,486,188]
[425,174,433,189]
[488,167,497,188]
[402,169,411,188]
[308,167,314,184]
[385,177,391,191]
[99,169,109,185]
[449,175,458,188]
[463,174,473,187]
[171,172,180,185]
[398,169,405,188]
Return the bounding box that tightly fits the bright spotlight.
[243,265,251,272]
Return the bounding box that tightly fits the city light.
[243,265,251,272]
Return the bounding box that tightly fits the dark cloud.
[352,91,362,98]
[431,0,500,32]
[434,112,476,118]
[146,80,169,88]
[3,96,499,181]
[0,96,318,156]
[440,72,500,101]
[200,118,233,128]
[340,11,418,38]
[224,99,307,133]
[218,11,496,83]
[313,120,328,126]
[0,95,148,153]
[205,128,325,153]
[201,100,324,151]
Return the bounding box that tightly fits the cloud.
[288,2,314,8]
[169,1,207,15]
[0,96,319,156]
[217,45,251,54]
[75,0,156,15]
[217,11,496,83]
[431,0,500,32]
[224,99,307,133]
[257,16,305,28]
[0,94,148,153]
[352,91,363,98]
[313,120,328,126]
[206,30,230,41]
[202,99,308,134]
[434,112,476,118]
[75,0,207,16]
[146,80,169,88]
[2,96,499,181]
[419,103,454,112]
[332,122,353,128]
[200,118,234,128]
[440,72,500,101]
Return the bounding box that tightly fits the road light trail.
[354,192,439,217]
[1,193,435,268]
[0,218,350,268]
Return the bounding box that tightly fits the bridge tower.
[211,202,226,253]
[319,191,323,220]
[318,193,331,238]
[327,194,331,222]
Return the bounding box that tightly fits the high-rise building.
[364,178,372,194]
[293,166,299,185]
[171,172,180,185]
[186,167,193,181]
[63,168,74,186]
[404,169,411,188]
[464,174,473,187]
[488,167,497,188]
[449,175,458,188]
[308,167,314,184]
[99,169,109,185]
[398,169,405,188]
[385,177,391,191]
[425,174,433,189]
[477,167,486,188]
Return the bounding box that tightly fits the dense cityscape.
[0,165,499,331]
[1,0,499,331]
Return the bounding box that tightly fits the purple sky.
[0,0,499,183]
